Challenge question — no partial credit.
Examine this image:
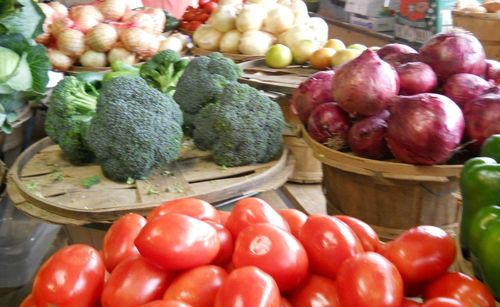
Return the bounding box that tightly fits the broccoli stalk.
[140,50,189,95]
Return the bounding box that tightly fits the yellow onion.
[47,49,75,72]
[69,5,104,33]
[120,27,159,59]
[48,1,69,19]
[49,17,75,36]
[80,50,108,67]
[144,7,166,34]
[37,3,55,22]
[108,47,137,65]
[57,28,85,57]
[125,13,156,33]
[98,0,128,21]
[86,23,118,52]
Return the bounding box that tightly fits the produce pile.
[293,30,500,165]
[459,134,500,299]
[35,0,188,71]
[20,197,498,306]
[192,0,328,57]
[45,51,285,182]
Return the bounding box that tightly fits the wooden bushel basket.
[302,127,463,241]
[452,11,500,60]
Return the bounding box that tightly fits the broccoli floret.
[87,76,183,182]
[173,52,243,134]
[193,82,285,167]
[44,76,97,164]
[140,50,189,95]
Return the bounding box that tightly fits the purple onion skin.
[332,50,400,116]
[383,53,422,67]
[348,115,390,159]
[485,59,500,85]
[463,87,500,152]
[291,70,336,124]
[396,62,438,95]
[377,43,418,59]
[419,31,487,82]
[386,94,465,165]
[443,73,492,108]
[307,102,350,144]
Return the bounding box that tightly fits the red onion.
[383,53,422,67]
[386,94,465,165]
[463,87,500,152]
[443,73,492,108]
[307,103,350,149]
[332,50,400,116]
[396,62,438,95]
[290,70,335,124]
[419,31,487,82]
[348,115,390,159]
[377,43,418,60]
[485,59,500,85]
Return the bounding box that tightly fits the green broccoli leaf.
[0,0,45,39]
[82,175,100,189]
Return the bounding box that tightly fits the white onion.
[263,5,295,35]
[47,49,75,72]
[80,50,108,67]
[220,30,241,53]
[239,30,276,55]
[108,47,137,65]
[159,36,184,53]
[120,27,159,59]
[209,5,239,33]
[193,24,222,51]
[57,29,85,57]
[48,2,68,19]
[86,23,118,52]
[236,4,266,32]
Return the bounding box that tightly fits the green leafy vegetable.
[82,175,100,189]
[0,0,45,39]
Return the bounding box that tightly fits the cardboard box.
[394,0,455,46]
[350,14,395,32]
[345,0,397,17]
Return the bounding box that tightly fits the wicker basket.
[452,10,500,60]
[302,126,463,241]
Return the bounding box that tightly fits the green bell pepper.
[469,206,500,300]
[459,157,500,259]
[481,134,500,162]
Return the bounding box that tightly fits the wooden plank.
[258,190,289,210]
[282,183,327,215]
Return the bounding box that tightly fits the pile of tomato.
[180,0,219,32]
[20,197,497,307]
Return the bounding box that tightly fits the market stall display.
[35,0,189,71]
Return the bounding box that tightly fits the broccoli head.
[87,76,183,182]
[173,52,243,134]
[139,49,189,95]
[193,82,285,167]
[44,76,97,164]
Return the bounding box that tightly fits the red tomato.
[195,12,210,22]
[288,274,341,307]
[101,257,175,307]
[20,294,36,307]
[186,21,202,32]
[214,266,280,307]
[139,300,193,307]
[423,298,470,307]
[163,265,227,307]
[225,197,289,239]
[336,252,404,307]
[135,213,220,270]
[299,214,363,279]
[232,223,308,291]
[334,215,379,252]
[280,297,293,307]
[206,221,234,266]
[202,1,218,13]
[102,213,147,272]
[179,20,190,29]
[33,244,105,307]
[198,0,210,6]
[278,208,307,238]
[182,11,198,22]
[402,298,423,307]
[217,210,231,226]
[147,198,220,223]
[379,226,456,285]
[424,272,495,307]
